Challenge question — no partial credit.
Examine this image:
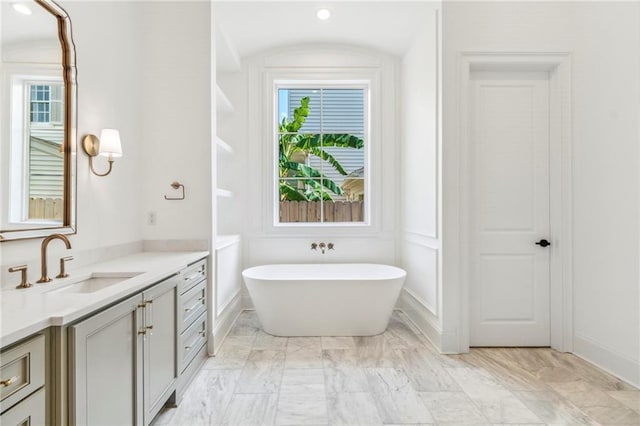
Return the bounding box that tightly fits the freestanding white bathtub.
[242,263,406,336]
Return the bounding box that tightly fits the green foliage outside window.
[278,97,364,201]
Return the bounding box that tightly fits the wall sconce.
[82,129,123,176]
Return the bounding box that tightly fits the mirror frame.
[0,0,77,242]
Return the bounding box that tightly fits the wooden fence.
[29,197,63,220]
[280,201,364,223]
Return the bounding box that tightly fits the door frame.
[458,52,573,352]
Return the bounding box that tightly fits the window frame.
[7,72,64,225]
[273,79,372,228]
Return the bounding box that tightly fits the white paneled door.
[469,70,551,347]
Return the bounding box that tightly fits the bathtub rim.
[242,263,407,282]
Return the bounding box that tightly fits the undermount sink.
[48,272,143,294]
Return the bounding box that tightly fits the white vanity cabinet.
[68,274,180,426]
[68,292,144,425]
[142,277,179,421]
[0,335,46,425]
[1,252,209,426]
[175,258,208,403]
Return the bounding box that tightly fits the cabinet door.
[142,275,179,423]
[69,294,144,426]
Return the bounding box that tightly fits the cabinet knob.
[184,345,192,351]
[138,329,147,335]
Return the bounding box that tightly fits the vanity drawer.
[179,259,207,294]
[0,386,45,426]
[180,280,206,333]
[180,312,207,373]
[0,334,45,412]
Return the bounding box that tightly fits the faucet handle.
[56,256,74,279]
[8,265,32,289]
[311,242,318,250]
[328,242,334,250]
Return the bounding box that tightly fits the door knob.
[535,239,551,247]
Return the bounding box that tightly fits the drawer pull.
[184,345,192,351]
[183,271,204,282]
[0,375,19,387]
[198,331,206,336]
[184,297,205,313]
[138,329,147,335]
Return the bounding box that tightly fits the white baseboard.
[573,333,640,388]
[211,292,243,355]
[397,289,444,352]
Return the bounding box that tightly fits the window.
[7,76,64,223]
[29,83,63,125]
[26,82,65,219]
[276,84,368,225]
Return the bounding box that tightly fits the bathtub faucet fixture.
[311,242,335,254]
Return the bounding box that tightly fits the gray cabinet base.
[175,342,208,405]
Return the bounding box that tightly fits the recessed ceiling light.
[12,3,32,15]
[316,8,331,21]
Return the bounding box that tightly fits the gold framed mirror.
[0,0,77,241]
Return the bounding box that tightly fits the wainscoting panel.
[401,235,438,316]
[216,236,242,316]
[398,232,443,351]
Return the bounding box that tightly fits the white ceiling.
[1,1,58,47]
[213,1,435,61]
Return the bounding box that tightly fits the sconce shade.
[98,129,123,158]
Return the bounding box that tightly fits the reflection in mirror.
[1,0,77,241]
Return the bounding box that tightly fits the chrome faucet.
[37,234,72,283]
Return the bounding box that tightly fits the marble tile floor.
[153,311,639,426]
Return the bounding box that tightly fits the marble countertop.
[0,251,209,348]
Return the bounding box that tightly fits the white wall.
[216,71,247,237]
[398,6,444,348]
[442,1,640,385]
[244,46,399,274]
[1,1,144,284]
[139,1,212,244]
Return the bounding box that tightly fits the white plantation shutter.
[287,89,364,133]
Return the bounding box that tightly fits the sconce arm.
[88,155,114,177]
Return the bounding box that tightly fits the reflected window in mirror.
[8,73,65,224]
